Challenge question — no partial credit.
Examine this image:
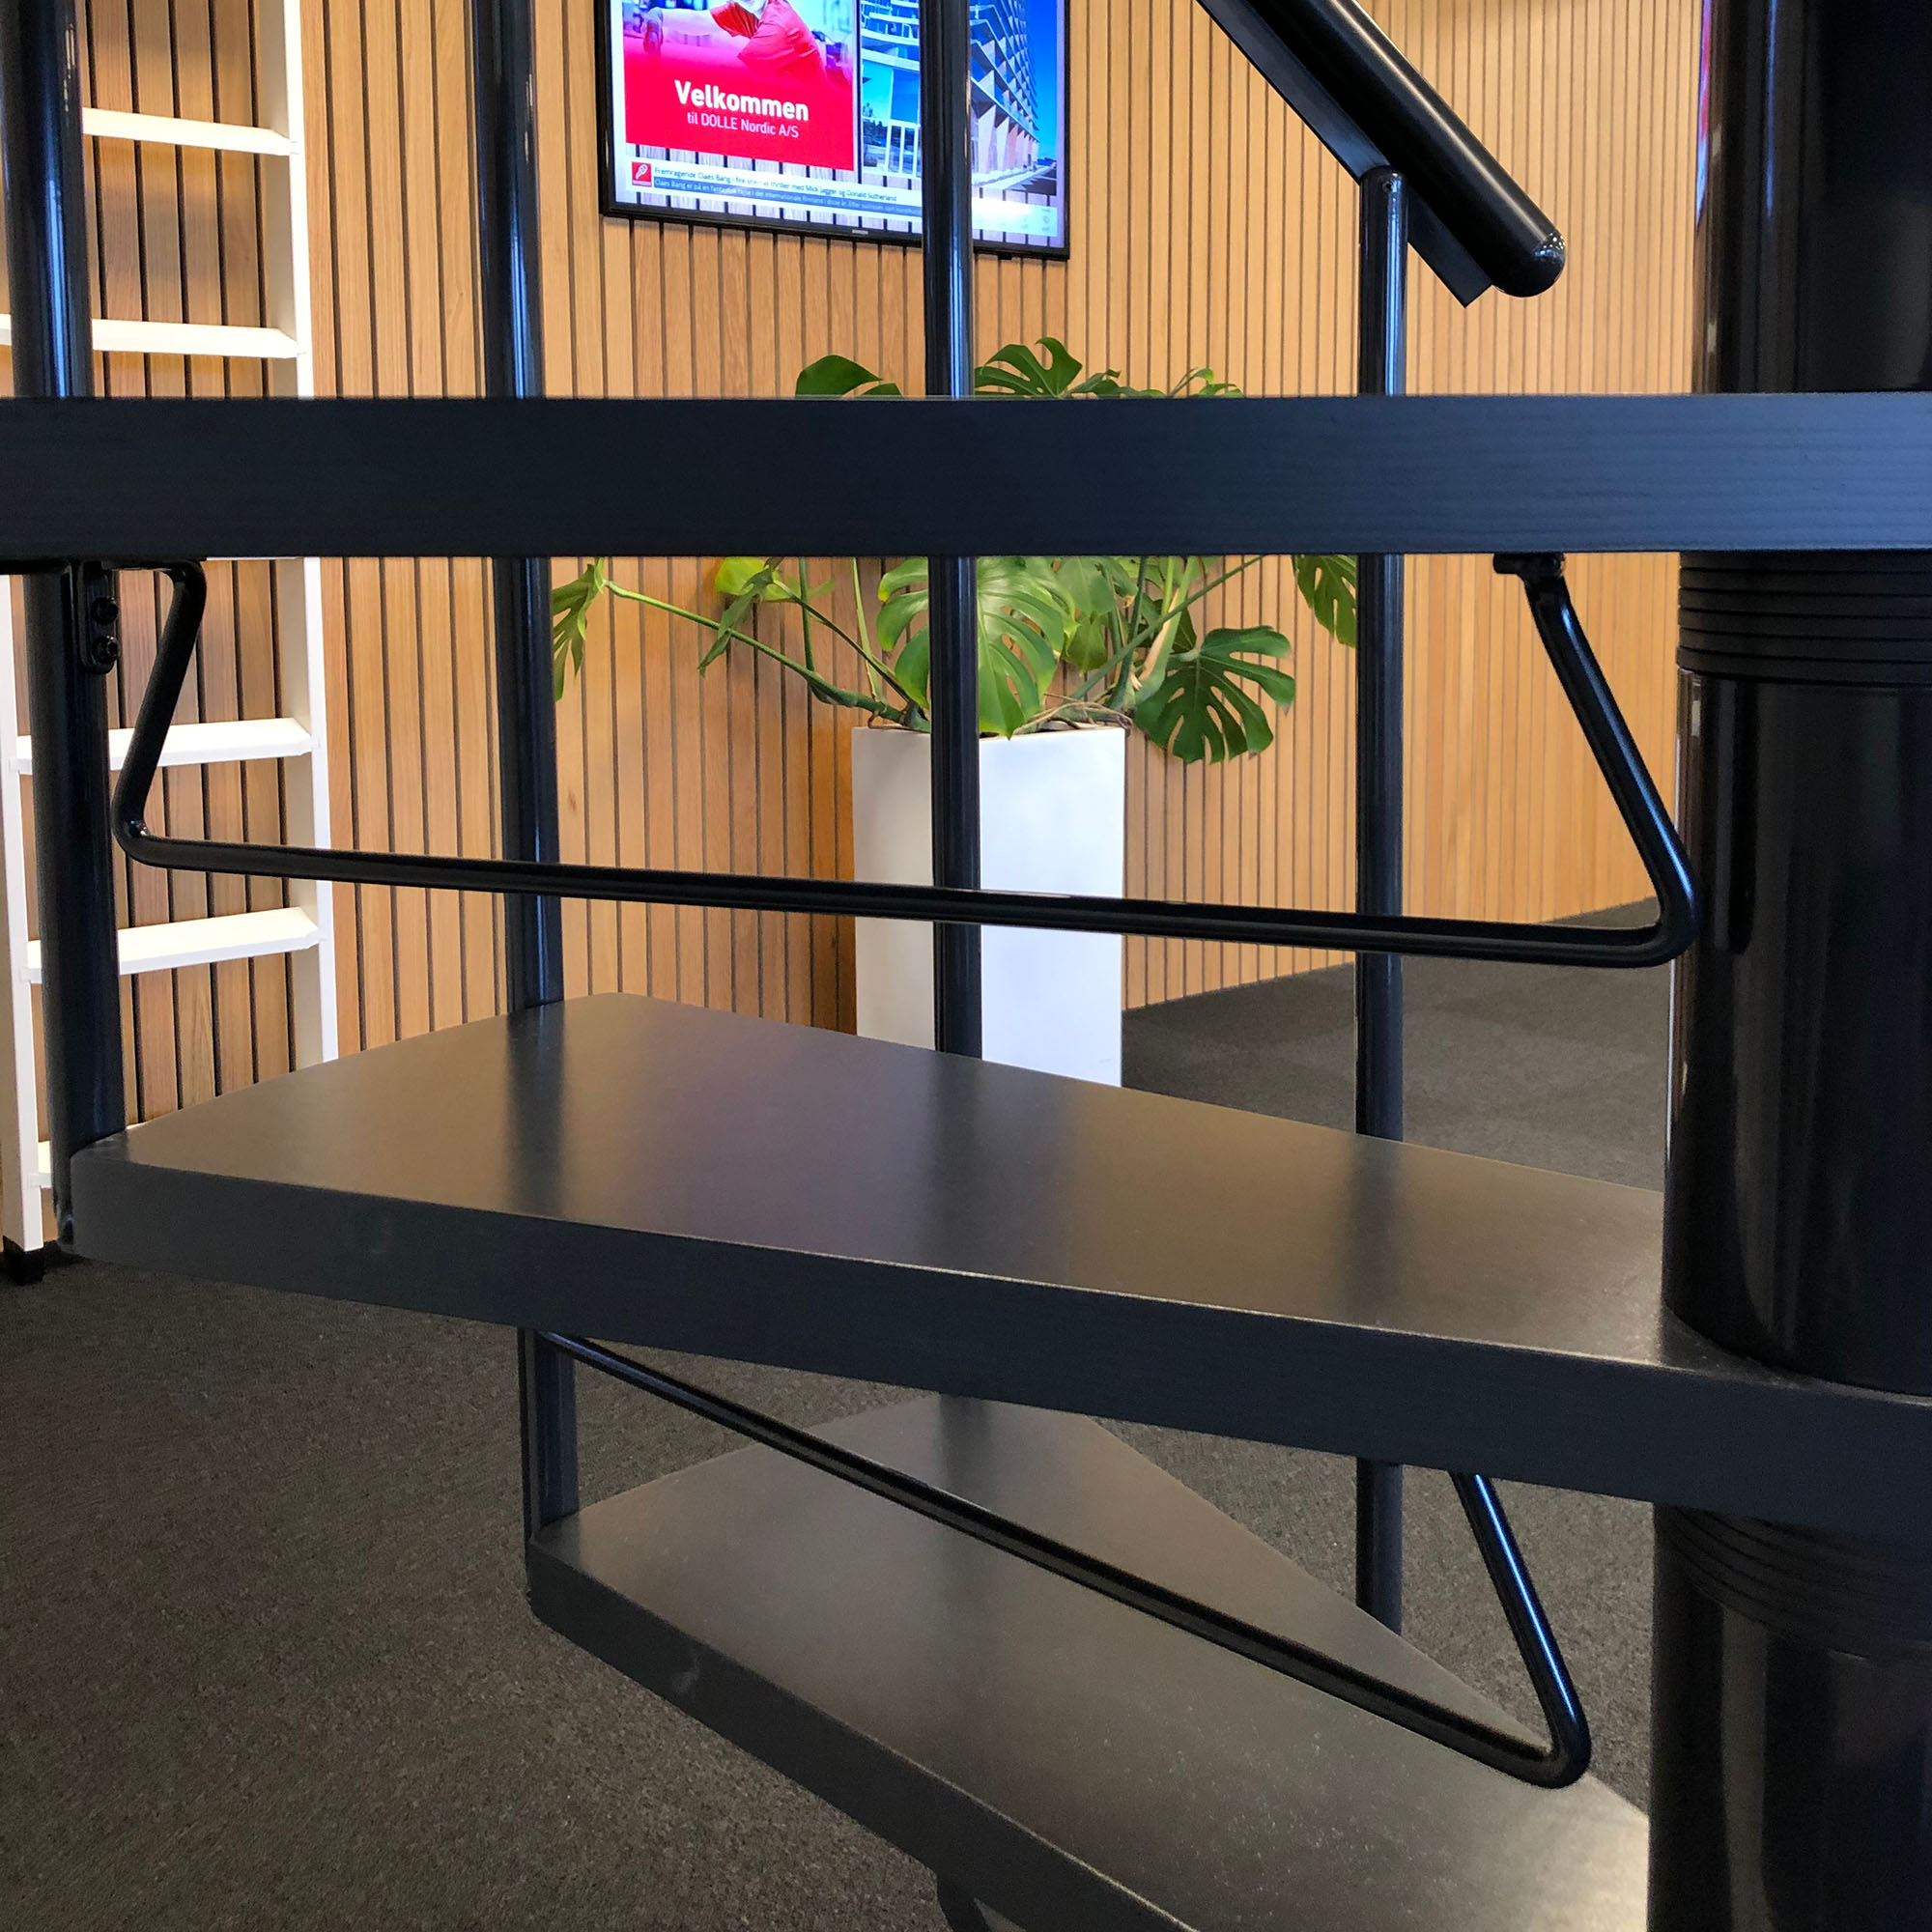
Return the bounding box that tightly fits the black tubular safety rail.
[1198,0,1561,300]
[544,1334,1592,1788]
[111,555,1695,971]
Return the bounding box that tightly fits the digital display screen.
[600,0,1066,254]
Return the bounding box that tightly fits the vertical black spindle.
[919,0,981,1058]
[919,20,984,1909]
[1353,164,1408,1631]
[0,0,127,1244]
[471,0,577,1534]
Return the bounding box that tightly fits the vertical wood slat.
[32,0,1699,1093]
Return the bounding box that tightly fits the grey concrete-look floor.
[2,934,1668,1930]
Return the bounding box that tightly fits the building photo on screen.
[600,0,1066,252]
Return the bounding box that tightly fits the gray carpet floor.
[2,932,1669,1930]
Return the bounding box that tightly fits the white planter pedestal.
[850,725,1126,1085]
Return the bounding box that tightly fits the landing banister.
[111,554,1696,970]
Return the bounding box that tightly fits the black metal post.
[470,0,576,1535]
[0,0,127,1244]
[1353,165,1407,1632]
[471,0,563,1015]
[1653,3,1932,1924]
[919,0,981,1059]
[919,24,984,1921]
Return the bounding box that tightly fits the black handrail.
[113,556,1696,970]
[12,394,1925,564]
[1199,0,1563,298]
[544,1333,1592,1789]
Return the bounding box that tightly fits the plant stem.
[607,580,916,712]
[1111,556,1152,710]
[1168,554,1261,617]
[1133,556,1190,701]
[795,556,819,677]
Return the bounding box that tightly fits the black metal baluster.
[470,0,577,1535]
[919,0,981,1059]
[919,15,984,1921]
[0,0,127,1247]
[1353,164,1407,1630]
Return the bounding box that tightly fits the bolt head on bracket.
[77,563,120,674]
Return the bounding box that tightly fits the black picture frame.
[593,0,1071,262]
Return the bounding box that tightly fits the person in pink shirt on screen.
[709,0,826,78]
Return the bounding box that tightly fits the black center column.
[1652,4,1932,1925]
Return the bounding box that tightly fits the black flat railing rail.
[1194,0,1561,300]
[542,1333,1592,1789]
[111,556,1695,971]
[2,393,1926,561]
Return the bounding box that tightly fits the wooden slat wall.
[11,0,1701,1101]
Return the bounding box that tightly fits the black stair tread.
[527,1396,1647,1932]
[71,992,1932,1535]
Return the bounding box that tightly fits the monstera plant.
[552,337,1356,764]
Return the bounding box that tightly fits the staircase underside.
[529,1396,1647,1932]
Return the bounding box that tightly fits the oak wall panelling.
[3,0,1699,1119]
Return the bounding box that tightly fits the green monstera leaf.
[974,335,1152,398]
[974,335,1087,396]
[1133,623,1297,763]
[1052,554,1137,672]
[551,555,611,698]
[793,354,902,397]
[1293,553,1358,648]
[699,555,836,668]
[699,556,787,670]
[878,554,1074,737]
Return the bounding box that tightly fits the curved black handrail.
[545,1333,1593,1788]
[1246,0,1565,296]
[113,556,1696,971]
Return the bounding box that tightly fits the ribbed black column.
[1653,4,1932,1924]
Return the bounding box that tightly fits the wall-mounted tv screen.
[599,0,1066,255]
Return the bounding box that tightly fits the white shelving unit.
[0,0,335,1261]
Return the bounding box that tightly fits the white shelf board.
[15,718,313,777]
[26,906,320,984]
[82,108,295,157]
[0,316,300,359]
[14,718,313,778]
[35,1141,48,1193]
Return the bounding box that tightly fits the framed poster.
[599,0,1067,256]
